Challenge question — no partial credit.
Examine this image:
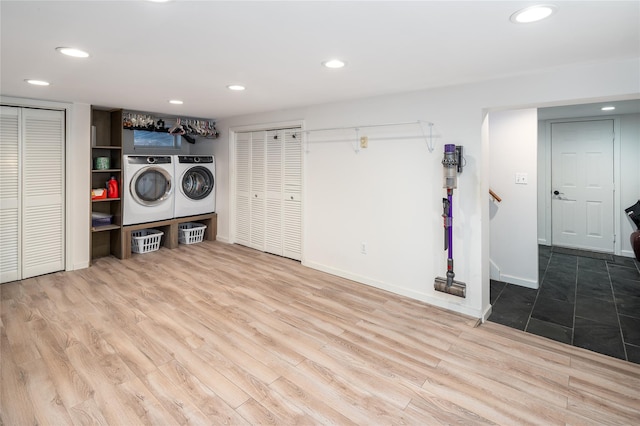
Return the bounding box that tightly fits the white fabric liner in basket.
[178,222,207,245]
[131,229,163,254]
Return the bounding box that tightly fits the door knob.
[553,190,560,195]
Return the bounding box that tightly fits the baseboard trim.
[70,262,90,271]
[620,249,635,259]
[500,274,538,289]
[481,304,493,323]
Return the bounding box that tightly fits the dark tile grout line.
[607,260,629,361]
[524,248,551,334]
[570,255,578,346]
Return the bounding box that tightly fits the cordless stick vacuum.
[434,144,466,298]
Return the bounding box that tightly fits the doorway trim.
[540,115,622,255]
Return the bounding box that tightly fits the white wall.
[214,57,639,320]
[537,112,640,256]
[489,109,539,288]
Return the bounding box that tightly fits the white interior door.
[551,119,614,253]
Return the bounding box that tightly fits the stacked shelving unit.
[90,108,123,260]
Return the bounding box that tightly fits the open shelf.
[92,224,121,232]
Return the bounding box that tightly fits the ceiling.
[1,1,639,120]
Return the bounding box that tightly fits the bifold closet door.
[0,106,65,283]
[234,128,302,261]
[1,106,20,283]
[282,129,302,260]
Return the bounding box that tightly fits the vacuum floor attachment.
[434,276,467,298]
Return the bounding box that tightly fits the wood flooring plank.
[158,360,250,425]
[21,357,75,426]
[406,388,498,425]
[68,398,110,426]
[1,297,42,364]
[0,325,39,426]
[235,397,280,425]
[26,316,94,408]
[64,343,145,425]
[141,368,212,425]
[194,342,273,404]
[268,376,358,425]
[117,376,182,425]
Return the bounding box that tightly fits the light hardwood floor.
[2,241,639,425]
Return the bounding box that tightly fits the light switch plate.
[515,173,528,184]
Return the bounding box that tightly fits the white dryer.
[174,155,215,218]
[123,155,174,225]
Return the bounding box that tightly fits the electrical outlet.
[360,136,368,149]
[361,242,367,254]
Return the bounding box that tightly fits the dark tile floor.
[489,246,640,364]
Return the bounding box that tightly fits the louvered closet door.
[283,129,302,260]
[234,128,302,260]
[250,131,266,250]
[0,106,20,283]
[22,108,65,279]
[265,130,283,255]
[235,132,251,247]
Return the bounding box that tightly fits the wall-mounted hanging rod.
[303,120,437,153]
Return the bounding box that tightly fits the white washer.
[174,155,215,218]
[123,155,174,225]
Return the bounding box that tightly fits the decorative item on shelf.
[94,156,110,170]
[91,188,107,200]
[107,176,119,198]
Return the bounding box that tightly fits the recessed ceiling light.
[601,106,616,111]
[25,79,50,86]
[169,99,184,105]
[510,5,557,23]
[322,59,346,69]
[56,47,90,58]
[227,85,246,91]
